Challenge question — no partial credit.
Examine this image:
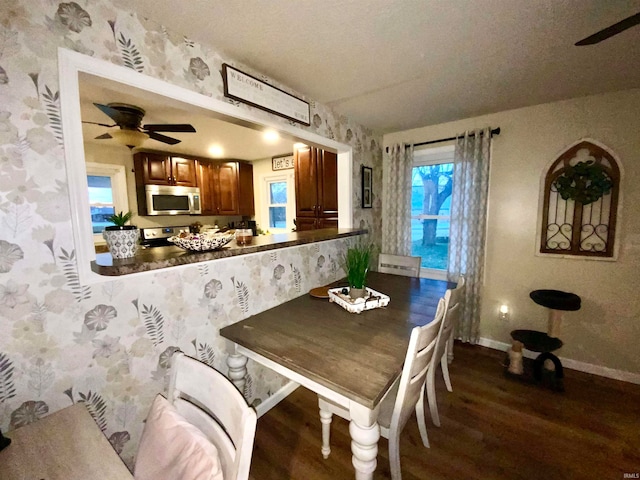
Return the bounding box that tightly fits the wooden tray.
[309,286,330,298]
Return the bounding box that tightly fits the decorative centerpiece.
[554,160,613,205]
[102,211,139,259]
[341,241,374,299]
[168,231,234,251]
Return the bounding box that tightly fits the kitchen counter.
[91,227,367,276]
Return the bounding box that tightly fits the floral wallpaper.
[0,0,382,466]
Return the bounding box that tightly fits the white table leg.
[319,408,333,459]
[226,352,248,395]
[349,418,379,480]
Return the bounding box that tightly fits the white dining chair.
[318,298,445,480]
[377,253,421,277]
[426,275,465,427]
[135,352,257,480]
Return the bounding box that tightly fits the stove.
[140,226,191,248]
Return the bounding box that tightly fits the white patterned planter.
[103,227,139,259]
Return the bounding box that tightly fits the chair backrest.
[390,298,445,433]
[433,275,465,361]
[168,353,257,480]
[378,253,421,277]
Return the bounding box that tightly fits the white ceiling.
[80,74,296,160]
[129,0,640,134]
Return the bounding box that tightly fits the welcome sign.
[222,64,311,126]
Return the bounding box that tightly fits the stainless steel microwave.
[145,185,201,215]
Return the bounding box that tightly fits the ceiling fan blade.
[93,103,130,123]
[95,133,113,140]
[83,121,116,128]
[148,131,181,145]
[575,12,640,45]
[143,124,196,133]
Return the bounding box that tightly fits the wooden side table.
[0,403,133,480]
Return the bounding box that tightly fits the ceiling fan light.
[111,129,149,148]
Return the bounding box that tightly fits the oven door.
[145,185,201,215]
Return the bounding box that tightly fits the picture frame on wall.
[362,166,372,208]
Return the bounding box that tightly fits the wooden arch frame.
[540,140,620,257]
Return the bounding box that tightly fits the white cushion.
[134,394,224,480]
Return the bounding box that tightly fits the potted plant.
[342,241,374,299]
[102,211,139,259]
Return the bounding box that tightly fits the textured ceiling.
[129,0,640,133]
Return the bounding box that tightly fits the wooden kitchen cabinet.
[294,146,338,230]
[197,160,254,216]
[134,152,197,187]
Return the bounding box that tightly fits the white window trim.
[260,172,295,233]
[412,145,455,281]
[86,162,128,244]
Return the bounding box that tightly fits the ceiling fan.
[575,11,640,46]
[83,103,196,148]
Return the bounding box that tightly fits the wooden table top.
[220,272,453,409]
[0,403,133,480]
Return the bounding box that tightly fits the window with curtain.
[411,145,454,278]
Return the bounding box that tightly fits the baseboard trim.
[255,381,300,418]
[477,337,640,385]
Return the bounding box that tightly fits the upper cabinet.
[134,152,197,187]
[197,160,254,216]
[294,146,338,230]
[134,151,254,217]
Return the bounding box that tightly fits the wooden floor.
[250,344,640,480]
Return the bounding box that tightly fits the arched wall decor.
[540,140,621,258]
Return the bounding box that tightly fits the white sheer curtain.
[448,127,492,343]
[382,143,414,256]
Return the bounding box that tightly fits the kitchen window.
[86,162,129,244]
[411,145,454,279]
[261,173,295,233]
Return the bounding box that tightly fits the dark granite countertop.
[92,228,367,276]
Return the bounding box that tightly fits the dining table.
[220,271,453,479]
[0,403,134,480]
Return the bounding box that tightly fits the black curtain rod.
[385,127,501,152]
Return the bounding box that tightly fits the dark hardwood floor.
[250,343,640,480]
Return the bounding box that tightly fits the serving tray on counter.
[328,287,390,314]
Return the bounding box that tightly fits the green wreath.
[554,160,613,205]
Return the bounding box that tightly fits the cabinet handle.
[318,204,322,213]
[168,176,172,183]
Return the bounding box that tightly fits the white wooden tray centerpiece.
[328,287,390,314]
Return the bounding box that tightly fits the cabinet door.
[295,217,317,231]
[196,161,216,215]
[214,162,239,215]
[317,150,338,218]
[171,157,198,187]
[238,162,255,216]
[139,153,172,185]
[294,146,319,218]
[317,218,338,229]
